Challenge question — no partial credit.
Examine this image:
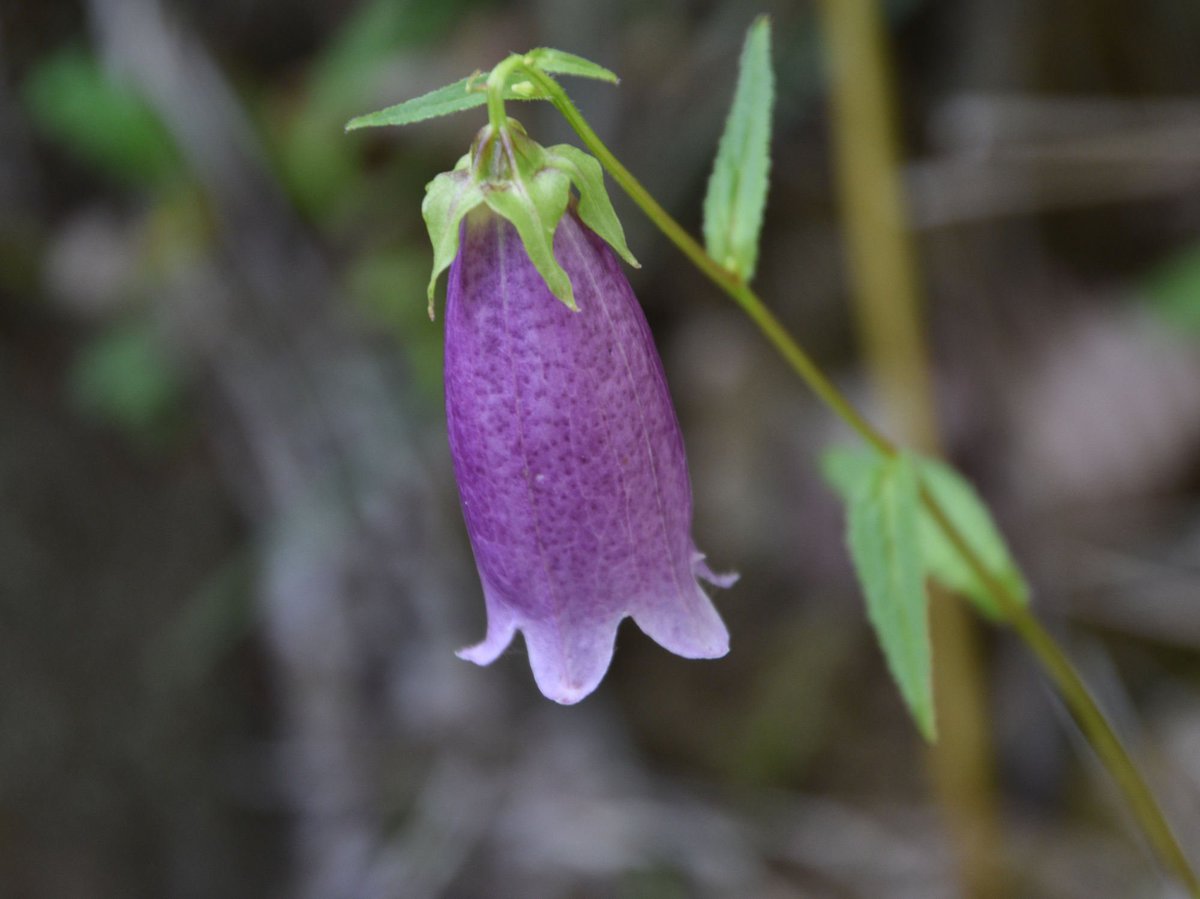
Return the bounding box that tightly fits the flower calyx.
[422,117,638,318]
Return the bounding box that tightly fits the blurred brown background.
[3,0,1200,897]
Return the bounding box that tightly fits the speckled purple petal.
[444,207,734,704]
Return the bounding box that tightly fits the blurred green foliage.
[22,46,181,187]
[69,317,184,445]
[274,0,480,216]
[20,0,485,439]
[347,247,443,397]
[1145,244,1200,334]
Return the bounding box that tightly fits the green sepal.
[522,48,619,84]
[483,163,575,310]
[420,114,635,314]
[421,153,485,318]
[543,144,639,269]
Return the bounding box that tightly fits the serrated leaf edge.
[702,15,774,281]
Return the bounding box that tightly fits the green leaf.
[422,154,486,317]
[483,166,575,309]
[344,46,617,132]
[916,458,1029,620]
[543,144,638,268]
[345,76,488,130]
[523,48,619,84]
[844,452,936,741]
[345,75,542,131]
[821,445,882,502]
[703,15,774,281]
[824,446,1031,622]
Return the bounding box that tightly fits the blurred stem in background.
[813,0,1002,895]
[516,41,1200,899]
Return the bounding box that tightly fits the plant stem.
[520,66,889,455]
[518,62,1200,897]
[814,0,1000,893]
[919,489,1200,897]
[485,56,519,134]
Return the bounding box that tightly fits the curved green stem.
[485,55,521,134]
[518,62,1200,896]
[519,65,890,456]
[919,489,1200,896]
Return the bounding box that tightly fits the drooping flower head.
[425,118,734,704]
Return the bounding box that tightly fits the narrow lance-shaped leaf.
[844,452,936,741]
[345,75,539,131]
[346,47,620,132]
[824,447,1031,623]
[522,48,619,84]
[347,76,486,130]
[916,458,1030,620]
[703,15,774,281]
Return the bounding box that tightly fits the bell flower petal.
[445,206,734,704]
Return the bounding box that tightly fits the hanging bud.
[429,119,734,703]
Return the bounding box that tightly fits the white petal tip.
[455,643,502,666]
[633,587,731,661]
[691,556,734,592]
[703,569,740,589]
[455,625,516,667]
[524,622,617,706]
[544,683,592,706]
[456,630,603,704]
[692,551,739,589]
[669,632,730,660]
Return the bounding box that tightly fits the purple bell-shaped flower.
[427,121,734,703]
